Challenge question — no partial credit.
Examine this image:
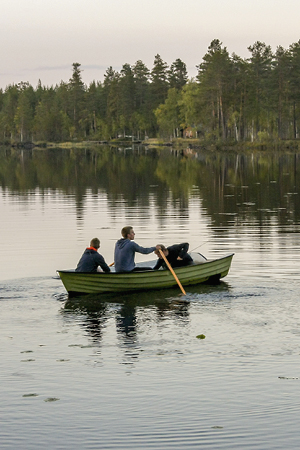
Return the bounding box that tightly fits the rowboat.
[57,253,234,297]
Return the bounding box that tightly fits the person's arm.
[153,258,163,270]
[177,243,189,259]
[167,243,189,260]
[132,242,156,255]
[95,253,111,273]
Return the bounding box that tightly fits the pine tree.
[168,59,188,90]
[68,62,86,137]
[1,84,19,140]
[14,82,35,142]
[272,46,291,138]
[289,41,300,138]
[197,39,233,140]
[150,54,169,109]
[103,67,121,138]
[119,64,135,135]
[132,60,151,138]
[247,42,273,139]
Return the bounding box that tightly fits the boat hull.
[57,254,234,296]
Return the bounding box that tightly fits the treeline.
[1,39,300,144]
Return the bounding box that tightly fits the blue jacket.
[75,248,111,273]
[114,239,155,272]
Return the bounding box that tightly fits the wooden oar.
[109,262,115,267]
[159,249,186,295]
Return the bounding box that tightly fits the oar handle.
[159,249,186,295]
[109,262,115,267]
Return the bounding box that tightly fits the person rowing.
[153,243,193,270]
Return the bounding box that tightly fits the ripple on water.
[1,261,300,447]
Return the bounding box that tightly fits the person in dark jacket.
[75,238,110,273]
[114,226,159,272]
[153,243,193,270]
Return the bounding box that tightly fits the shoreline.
[2,137,300,152]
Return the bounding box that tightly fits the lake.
[1,145,300,449]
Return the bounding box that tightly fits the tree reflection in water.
[1,145,300,228]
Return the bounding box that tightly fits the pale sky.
[1,0,300,89]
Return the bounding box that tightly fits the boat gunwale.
[57,253,234,276]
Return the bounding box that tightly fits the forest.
[1,39,300,145]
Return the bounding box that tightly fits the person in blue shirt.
[75,238,111,273]
[114,226,159,272]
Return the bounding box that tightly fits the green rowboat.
[57,253,234,296]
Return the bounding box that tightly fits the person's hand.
[155,245,162,258]
[177,256,183,260]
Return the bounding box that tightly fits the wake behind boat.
[57,252,234,297]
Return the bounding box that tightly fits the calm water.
[1,145,300,449]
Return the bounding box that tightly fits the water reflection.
[62,281,230,353]
[2,145,300,449]
[64,290,184,346]
[2,144,300,281]
[1,145,300,229]
[116,302,137,338]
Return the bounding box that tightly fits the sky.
[1,0,300,90]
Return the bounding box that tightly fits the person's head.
[90,237,100,249]
[121,226,135,240]
[154,244,168,258]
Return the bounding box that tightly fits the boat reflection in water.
[62,280,231,351]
